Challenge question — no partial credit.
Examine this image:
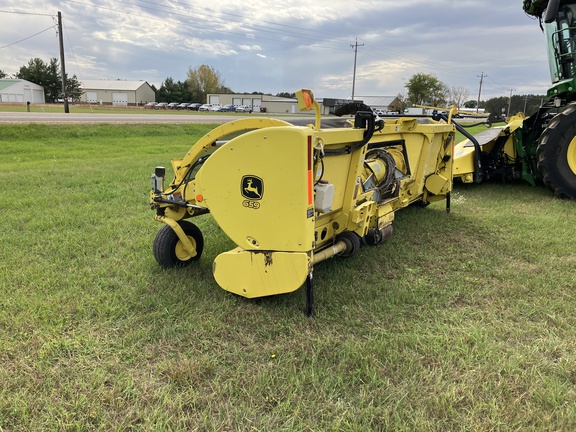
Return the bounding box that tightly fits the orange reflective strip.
[307,136,313,205]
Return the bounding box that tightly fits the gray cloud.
[0,0,551,100]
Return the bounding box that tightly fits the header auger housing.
[150,89,456,314]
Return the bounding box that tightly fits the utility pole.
[350,38,364,101]
[476,72,486,113]
[57,11,69,113]
[523,94,530,114]
[507,89,515,118]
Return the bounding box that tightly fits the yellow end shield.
[213,249,311,298]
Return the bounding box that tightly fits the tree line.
[1,58,82,103]
[156,65,230,104]
[403,73,546,117]
[0,60,264,104]
[154,66,296,103]
[1,60,546,116]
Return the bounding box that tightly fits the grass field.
[0,123,575,430]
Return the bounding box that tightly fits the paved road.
[0,111,239,123]
[0,111,486,126]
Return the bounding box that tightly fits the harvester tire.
[336,231,362,258]
[153,221,204,268]
[537,102,576,199]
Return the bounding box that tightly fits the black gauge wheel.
[153,221,204,268]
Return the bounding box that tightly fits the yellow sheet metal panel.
[195,126,315,252]
[425,173,451,195]
[213,248,310,297]
[317,153,353,211]
[170,118,293,186]
[453,142,476,181]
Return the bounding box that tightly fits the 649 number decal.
[242,200,260,209]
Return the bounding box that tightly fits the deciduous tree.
[405,73,449,107]
[186,65,229,103]
[450,86,470,108]
[16,57,82,102]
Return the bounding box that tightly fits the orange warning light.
[303,91,313,108]
[296,89,315,111]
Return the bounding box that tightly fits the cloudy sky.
[0,0,552,101]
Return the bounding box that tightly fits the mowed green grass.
[0,103,234,115]
[1,123,575,430]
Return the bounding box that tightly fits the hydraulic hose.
[333,102,379,151]
[439,113,483,183]
[334,102,373,117]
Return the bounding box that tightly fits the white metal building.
[207,93,263,110]
[207,93,310,114]
[0,79,45,103]
[80,80,156,106]
[206,93,403,115]
[354,96,403,112]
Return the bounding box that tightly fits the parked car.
[155,102,169,109]
[374,109,385,116]
[167,102,180,109]
[218,104,236,112]
[198,104,213,111]
[144,102,158,109]
[187,103,202,111]
[235,105,252,113]
[210,105,222,111]
[176,103,190,110]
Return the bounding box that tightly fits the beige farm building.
[80,80,155,106]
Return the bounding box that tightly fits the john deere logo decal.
[241,176,263,200]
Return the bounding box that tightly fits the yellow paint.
[213,249,310,297]
[151,89,457,298]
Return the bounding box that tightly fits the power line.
[2,1,533,99]
[64,0,350,52]
[63,20,82,81]
[132,0,327,38]
[0,25,57,50]
[0,10,54,17]
[69,0,480,86]
[61,0,501,90]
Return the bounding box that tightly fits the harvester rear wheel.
[153,221,204,268]
[537,102,576,199]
